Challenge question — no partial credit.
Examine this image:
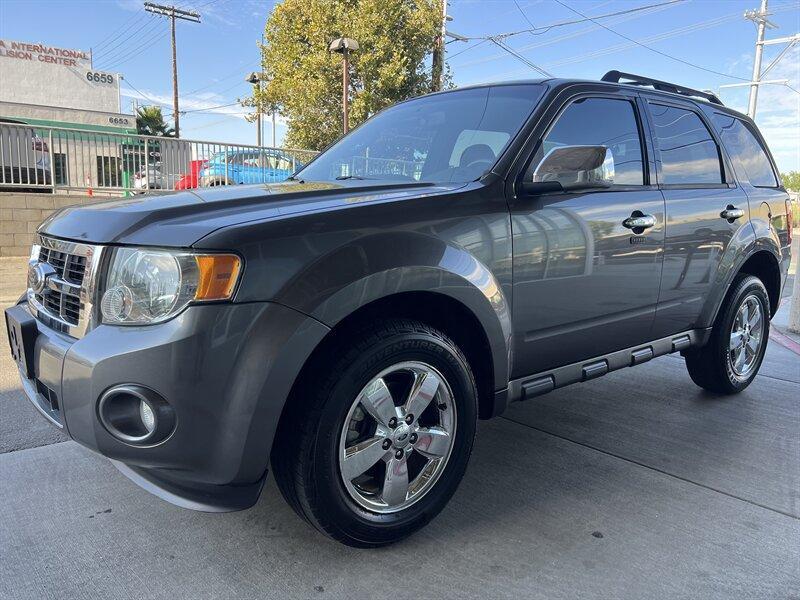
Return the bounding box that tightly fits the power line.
[466,0,686,42]
[447,38,489,61]
[552,0,750,81]
[93,15,161,62]
[450,0,683,70]
[183,64,257,96]
[545,11,745,69]
[92,12,151,54]
[181,101,241,113]
[182,115,243,133]
[529,1,797,72]
[121,78,171,108]
[513,0,537,31]
[95,26,170,71]
[490,38,553,77]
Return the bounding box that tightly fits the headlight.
[100,248,241,325]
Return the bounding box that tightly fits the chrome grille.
[34,248,86,326]
[38,247,87,284]
[27,235,103,338]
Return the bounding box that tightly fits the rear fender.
[700,222,781,326]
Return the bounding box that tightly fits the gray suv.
[5,72,792,547]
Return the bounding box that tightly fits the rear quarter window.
[712,113,778,187]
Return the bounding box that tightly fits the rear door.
[709,111,791,276]
[643,97,751,338]
[510,91,665,376]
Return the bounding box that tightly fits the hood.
[39,180,466,247]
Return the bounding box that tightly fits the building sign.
[0,40,91,68]
[0,39,119,114]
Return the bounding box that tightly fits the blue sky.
[1,0,798,171]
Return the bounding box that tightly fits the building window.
[53,153,68,185]
[96,156,120,187]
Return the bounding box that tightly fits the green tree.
[135,106,175,137]
[252,0,444,151]
[782,170,800,192]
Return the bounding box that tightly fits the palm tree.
[136,106,175,137]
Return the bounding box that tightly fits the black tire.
[684,274,770,394]
[271,319,478,547]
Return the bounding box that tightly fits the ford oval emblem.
[28,262,56,295]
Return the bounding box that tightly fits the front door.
[510,93,664,377]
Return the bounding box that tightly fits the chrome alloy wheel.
[729,294,765,378]
[338,361,456,514]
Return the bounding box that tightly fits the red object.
[174,160,207,190]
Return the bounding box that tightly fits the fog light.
[139,400,156,434]
[98,384,175,445]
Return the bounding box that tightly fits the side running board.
[509,328,712,403]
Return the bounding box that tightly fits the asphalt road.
[1,258,799,599]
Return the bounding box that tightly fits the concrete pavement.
[1,258,798,599]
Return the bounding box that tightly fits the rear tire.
[684,274,770,394]
[271,319,478,547]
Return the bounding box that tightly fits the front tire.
[272,319,478,547]
[684,274,770,394]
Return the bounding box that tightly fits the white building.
[0,39,134,133]
[0,39,188,191]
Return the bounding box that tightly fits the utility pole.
[746,0,772,118]
[144,2,201,138]
[739,0,800,119]
[720,4,798,117]
[431,0,448,92]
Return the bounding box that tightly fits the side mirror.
[521,145,615,195]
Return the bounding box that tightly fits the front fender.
[272,232,513,390]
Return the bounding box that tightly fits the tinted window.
[449,129,510,167]
[298,85,545,183]
[712,113,777,187]
[534,97,644,185]
[649,104,722,185]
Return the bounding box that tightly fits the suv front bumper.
[6,300,329,511]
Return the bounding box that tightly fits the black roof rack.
[601,70,723,106]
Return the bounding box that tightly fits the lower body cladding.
[7,301,330,512]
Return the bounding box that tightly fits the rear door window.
[649,103,723,185]
[712,113,777,187]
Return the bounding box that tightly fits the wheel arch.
[736,249,781,318]
[290,290,503,425]
[706,244,782,326]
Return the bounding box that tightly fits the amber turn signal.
[194,254,242,301]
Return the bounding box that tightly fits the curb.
[769,327,800,356]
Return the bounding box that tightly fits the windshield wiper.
[285,175,305,183]
[335,175,371,180]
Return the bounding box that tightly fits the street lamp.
[246,71,262,147]
[329,37,358,134]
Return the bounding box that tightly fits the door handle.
[720,206,745,221]
[623,214,656,230]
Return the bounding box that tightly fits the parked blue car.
[198,149,303,186]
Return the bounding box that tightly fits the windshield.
[297,84,544,184]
